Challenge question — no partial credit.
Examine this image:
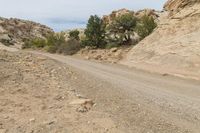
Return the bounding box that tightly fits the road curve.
[31,51,200,133]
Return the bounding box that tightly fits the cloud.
[44,18,87,31]
[0,0,167,31]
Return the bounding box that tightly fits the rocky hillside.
[121,0,200,80]
[0,17,53,48]
[102,8,160,25]
[164,0,200,13]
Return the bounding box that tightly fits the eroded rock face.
[121,0,200,80]
[102,9,133,25]
[0,17,54,47]
[102,8,159,25]
[164,0,200,14]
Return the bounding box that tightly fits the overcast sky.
[0,0,167,31]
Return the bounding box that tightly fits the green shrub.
[22,40,32,49]
[69,30,80,40]
[22,32,82,55]
[46,33,65,46]
[107,13,137,44]
[84,15,106,48]
[33,38,46,48]
[136,15,157,39]
[45,33,81,55]
[57,39,81,55]
[22,38,46,49]
[105,43,119,49]
[45,33,66,53]
[46,45,58,53]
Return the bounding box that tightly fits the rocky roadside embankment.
[0,50,120,133]
[75,46,132,64]
[121,0,200,80]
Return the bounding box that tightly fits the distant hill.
[102,8,160,25]
[0,17,53,48]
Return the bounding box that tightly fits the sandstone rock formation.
[0,17,53,48]
[102,8,160,25]
[121,0,200,80]
[164,0,200,12]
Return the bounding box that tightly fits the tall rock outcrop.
[164,0,200,12]
[121,0,200,80]
[0,17,53,48]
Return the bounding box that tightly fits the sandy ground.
[32,51,200,133]
[0,50,121,133]
[0,43,18,52]
[0,49,200,132]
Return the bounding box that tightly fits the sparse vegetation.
[83,15,106,48]
[22,38,46,49]
[45,33,66,53]
[105,43,120,49]
[22,33,66,51]
[136,15,157,39]
[22,32,81,55]
[107,13,137,45]
[57,39,81,55]
[22,13,157,54]
[69,30,80,40]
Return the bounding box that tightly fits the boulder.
[70,98,94,113]
[0,34,11,41]
[110,47,118,52]
[69,99,94,106]
[94,55,102,60]
[0,26,5,33]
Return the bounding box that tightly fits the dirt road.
[30,51,200,133]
